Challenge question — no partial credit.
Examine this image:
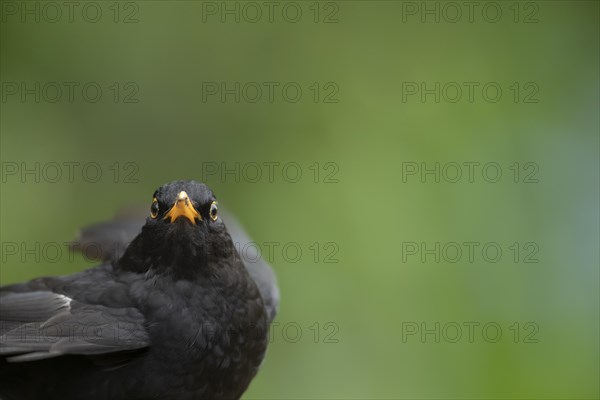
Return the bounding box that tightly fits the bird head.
[149,180,219,227]
[119,180,237,278]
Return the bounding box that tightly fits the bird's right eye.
[150,198,159,218]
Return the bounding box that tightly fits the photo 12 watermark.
[200,1,340,24]
[201,81,340,104]
[400,2,540,24]
[1,161,140,184]
[235,241,340,264]
[199,161,340,184]
[1,82,140,104]
[400,241,540,264]
[401,81,540,103]
[401,321,540,343]
[0,1,140,24]
[401,162,539,184]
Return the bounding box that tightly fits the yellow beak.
[164,191,201,224]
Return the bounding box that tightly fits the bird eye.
[209,201,218,221]
[150,198,159,218]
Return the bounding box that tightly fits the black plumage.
[0,180,279,400]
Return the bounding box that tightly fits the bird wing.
[0,267,150,363]
[70,204,280,323]
[69,204,147,263]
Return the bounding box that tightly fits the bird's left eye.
[150,198,159,218]
[209,201,218,221]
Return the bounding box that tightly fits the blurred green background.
[1,1,598,398]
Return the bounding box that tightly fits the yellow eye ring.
[150,198,159,218]
[209,201,218,221]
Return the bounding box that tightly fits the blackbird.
[0,180,279,400]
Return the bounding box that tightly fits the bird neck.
[116,229,240,281]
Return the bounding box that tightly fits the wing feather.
[1,283,149,363]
